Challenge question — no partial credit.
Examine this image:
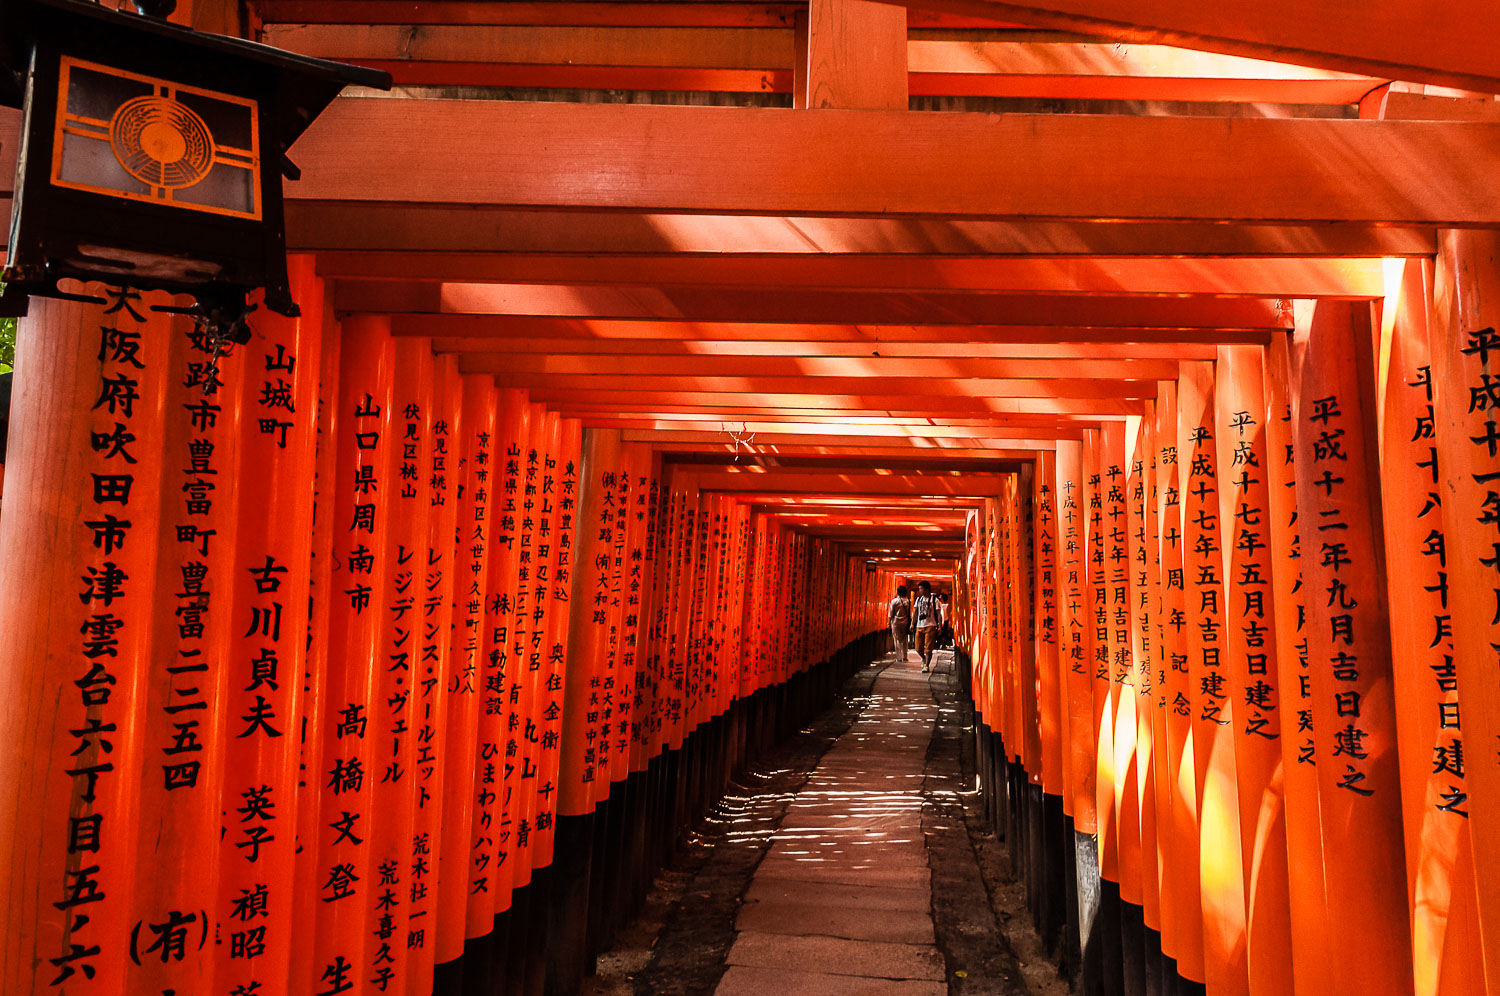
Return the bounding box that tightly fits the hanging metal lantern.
[0,0,388,327]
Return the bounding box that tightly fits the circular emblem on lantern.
[109,95,215,190]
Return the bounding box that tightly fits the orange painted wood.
[446,353,1185,380]
[217,259,324,996]
[1036,453,1064,795]
[882,0,1500,92]
[331,59,1380,104]
[1127,412,1160,927]
[1294,301,1414,996]
[261,23,795,69]
[406,354,463,994]
[529,392,1144,417]
[317,253,1386,300]
[804,0,907,109]
[129,312,241,995]
[253,1,806,27]
[287,204,1436,258]
[287,99,1500,225]
[1215,343,1295,995]
[558,428,624,816]
[1154,379,1202,973]
[425,337,1222,361]
[533,413,583,866]
[349,283,1288,330]
[1056,438,1096,830]
[484,375,1156,401]
[1260,327,1329,996]
[0,289,172,995]
[313,314,396,984]
[1431,229,1500,994]
[1178,359,1248,992]
[354,338,431,991]
[1379,257,1486,996]
[466,387,526,932]
[503,402,547,885]
[1084,428,1115,879]
[396,316,1281,344]
[294,296,343,994]
[434,374,498,964]
[1105,422,1144,905]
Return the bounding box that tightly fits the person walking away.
[913,581,941,672]
[888,585,912,662]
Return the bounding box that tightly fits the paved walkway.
[715,648,949,996]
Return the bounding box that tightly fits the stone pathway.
[715,650,948,996]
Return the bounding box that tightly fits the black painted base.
[951,649,1208,996]
[425,630,884,996]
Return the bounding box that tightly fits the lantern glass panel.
[50,56,261,220]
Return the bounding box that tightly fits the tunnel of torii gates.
[11,4,1500,996]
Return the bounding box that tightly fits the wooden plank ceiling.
[221,1,1500,563]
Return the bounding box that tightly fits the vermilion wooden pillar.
[1155,379,1201,977]
[295,297,342,993]
[1216,344,1294,995]
[1294,301,1413,996]
[216,258,323,996]
[1432,230,1500,995]
[364,338,433,995]
[0,289,171,995]
[312,314,396,990]
[1129,411,1161,938]
[408,354,463,996]
[467,387,528,936]
[129,310,241,996]
[1036,451,1065,797]
[1262,324,1329,996]
[535,413,581,866]
[1180,359,1249,995]
[435,375,499,968]
[1381,256,1484,996]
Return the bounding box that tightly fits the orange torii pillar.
[1216,345,1295,995]
[1180,359,1249,996]
[0,287,184,996]
[1294,301,1413,996]
[1056,436,1103,986]
[1261,323,1330,996]
[548,426,623,996]
[1382,256,1485,996]
[1432,230,1500,995]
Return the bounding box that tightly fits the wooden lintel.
[285,205,1437,257]
[888,0,1500,94]
[278,99,1500,226]
[338,281,1288,327]
[314,253,1386,299]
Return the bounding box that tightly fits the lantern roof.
[0,0,390,176]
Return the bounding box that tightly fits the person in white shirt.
[888,585,912,662]
[912,580,941,672]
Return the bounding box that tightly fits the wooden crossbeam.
[396,316,1276,344]
[250,2,1016,29]
[428,337,1219,360]
[317,253,1385,298]
[284,99,1500,225]
[890,0,1500,93]
[483,372,1158,399]
[456,353,1180,379]
[533,389,1142,414]
[287,206,1437,256]
[347,283,1286,327]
